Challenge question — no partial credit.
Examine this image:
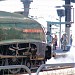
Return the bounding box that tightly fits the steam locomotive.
[0,11,52,73]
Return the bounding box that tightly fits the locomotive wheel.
[8,58,22,74]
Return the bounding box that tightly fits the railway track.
[13,66,75,75]
[36,68,75,75]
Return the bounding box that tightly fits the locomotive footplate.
[0,55,27,59]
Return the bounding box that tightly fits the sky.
[0,0,64,29]
[0,0,75,35]
[0,0,23,12]
[0,0,64,19]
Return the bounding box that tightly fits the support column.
[59,16,61,48]
[65,27,70,44]
[65,0,71,44]
[47,23,52,44]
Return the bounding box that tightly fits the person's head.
[55,34,57,38]
[70,34,72,37]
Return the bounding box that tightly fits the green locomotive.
[0,11,51,73]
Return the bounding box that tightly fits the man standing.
[70,34,73,45]
[62,33,68,51]
[54,34,57,50]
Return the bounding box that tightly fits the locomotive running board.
[0,55,27,58]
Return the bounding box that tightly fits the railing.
[0,63,75,75]
[0,65,31,75]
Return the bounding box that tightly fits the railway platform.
[52,45,71,58]
[53,44,71,53]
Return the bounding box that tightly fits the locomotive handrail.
[0,65,31,75]
[36,63,75,75]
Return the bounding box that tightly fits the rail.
[0,65,31,75]
[36,63,75,75]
